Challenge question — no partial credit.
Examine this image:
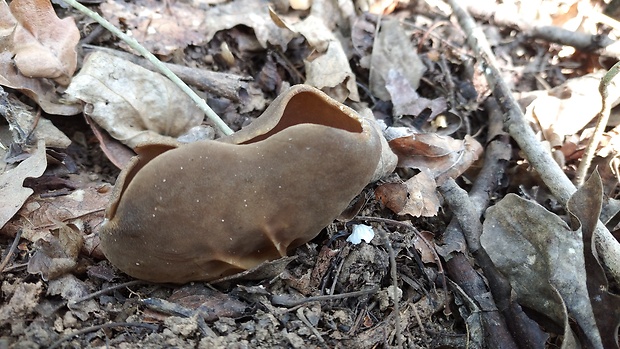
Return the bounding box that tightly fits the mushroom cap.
[99,85,382,283]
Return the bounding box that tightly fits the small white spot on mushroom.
[152,214,156,217]
[159,196,163,201]
[180,166,184,170]
[154,207,158,211]
[222,219,225,222]
[278,185,282,189]
[288,138,293,141]
[136,262,140,266]
[196,199,200,203]
[162,179,166,183]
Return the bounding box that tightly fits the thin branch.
[271,286,380,307]
[69,280,145,305]
[0,229,22,273]
[61,0,234,136]
[575,62,620,186]
[379,228,402,349]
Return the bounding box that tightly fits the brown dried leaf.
[389,133,482,184]
[100,0,206,56]
[385,69,447,119]
[375,182,407,213]
[481,173,618,348]
[270,0,359,101]
[0,140,46,230]
[27,223,84,281]
[2,185,110,259]
[0,0,81,114]
[86,115,136,169]
[375,172,440,218]
[65,51,203,149]
[4,0,79,85]
[400,171,440,217]
[413,230,436,264]
[101,0,294,55]
[47,274,99,320]
[369,18,425,101]
[522,72,620,147]
[568,172,620,349]
[168,284,248,321]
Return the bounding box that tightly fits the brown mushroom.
[98,85,382,283]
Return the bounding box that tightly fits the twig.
[0,229,22,273]
[438,179,519,349]
[47,322,158,349]
[574,62,620,186]
[296,307,326,344]
[141,298,217,337]
[61,0,233,136]
[379,228,402,349]
[271,286,379,307]
[446,0,620,284]
[69,280,145,305]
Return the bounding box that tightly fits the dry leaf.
[5,0,79,85]
[369,18,426,101]
[0,140,46,230]
[385,69,447,119]
[65,51,204,149]
[568,172,620,349]
[400,171,440,217]
[27,223,83,281]
[481,172,618,348]
[523,72,620,147]
[100,0,206,56]
[375,171,440,218]
[101,0,294,55]
[0,0,81,115]
[412,230,436,264]
[2,94,71,148]
[270,0,359,101]
[389,133,482,184]
[168,284,248,321]
[375,182,407,213]
[47,274,99,320]
[2,185,110,247]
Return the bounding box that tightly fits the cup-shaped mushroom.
[98,85,382,283]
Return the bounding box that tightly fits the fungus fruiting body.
[99,85,382,283]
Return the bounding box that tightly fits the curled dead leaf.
[389,133,482,184]
[27,223,84,281]
[65,51,204,149]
